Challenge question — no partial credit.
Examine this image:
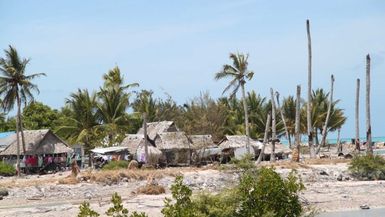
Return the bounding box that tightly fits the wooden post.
[143,112,149,164]
[293,85,301,162]
[306,19,315,158]
[319,75,335,154]
[270,88,277,162]
[366,54,372,154]
[276,91,292,148]
[355,78,360,151]
[256,112,271,164]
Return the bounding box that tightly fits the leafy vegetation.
[102,160,129,170]
[349,154,385,180]
[0,161,16,176]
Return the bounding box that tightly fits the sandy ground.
[1,162,385,217]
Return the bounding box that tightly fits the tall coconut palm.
[56,89,99,165]
[256,112,271,164]
[215,53,254,153]
[306,20,316,158]
[318,75,335,154]
[97,66,138,145]
[0,45,45,173]
[366,54,372,154]
[355,78,360,151]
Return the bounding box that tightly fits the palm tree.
[366,54,372,154]
[355,78,360,151]
[56,89,99,165]
[215,53,254,153]
[0,45,45,173]
[256,112,271,164]
[318,75,335,154]
[97,66,138,145]
[306,20,316,158]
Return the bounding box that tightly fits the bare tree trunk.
[19,113,26,154]
[257,112,271,164]
[306,19,315,158]
[366,54,372,154]
[15,94,21,176]
[293,85,301,162]
[276,91,291,148]
[270,88,277,162]
[241,83,251,154]
[143,113,149,164]
[336,128,342,153]
[318,75,335,154]
[315,128,319,147]
[355,78,360,151]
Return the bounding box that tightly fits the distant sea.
[280,136,385,145]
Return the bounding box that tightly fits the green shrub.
[78,202,100,217]
[228,154,255,171]
[78,193,147,217]
[237,167,305,217]
[349,154,385,180]
[0,161,16,176]
[102,161,129,170]
[162,168,308,217]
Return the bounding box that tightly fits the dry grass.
[58,175,79,185]
[79,167,183,184]
[266,161,311,169]
[137,184,166,195]
[304,158,350,165]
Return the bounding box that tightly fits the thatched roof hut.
[137,121,178,141]
[121,134,145,154]
[218,135,262,149]
[188,135,214,150]
[0,129,72,156]
[262,143,291,155]
[154,132,191,165]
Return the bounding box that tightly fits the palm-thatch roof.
[188,135,215,150]
[218,135,262,149]
[0,129,72,156]
[155,132,191,150]
[137,121,178,141]
[121,134,145,154]
[261,143,291,155]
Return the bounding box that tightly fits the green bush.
[162,168,308,217]
[228,154,255,171]
[349,154,385,180]
[102,160,129,170]
[78,193,147,217]
[0,161,16,176]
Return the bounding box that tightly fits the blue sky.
[0,0,384,138]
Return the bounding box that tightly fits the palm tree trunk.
[15,110,21,177]
[366,54,372,154]
[270,88,277,162]
[143,112,149,164]
[257,112,271,164]
[276,91,292,148]
[337,128,342,153]
[315,128,319,147]
[241,83,251,154]
[355,78,360,151]
[293,85,301,162]
[19,112,26,154]
[306,19,315,158]
[318,75,335,154]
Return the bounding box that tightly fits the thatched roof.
[188,135,214,150]
[218,135,262,149]
[121,134,145,154]
[155,132,191,150]
[137,121,177,141]
[0,129,72,156]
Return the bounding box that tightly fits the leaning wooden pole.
[293,85,301,162]
[257,112,271,164]
[366,54,372,154]
[270,88,277,162]
[143,112,149,164]
[306,19,315,158]
[276,91,292,148]
[355,78,360,151]
[318,75,335,154]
